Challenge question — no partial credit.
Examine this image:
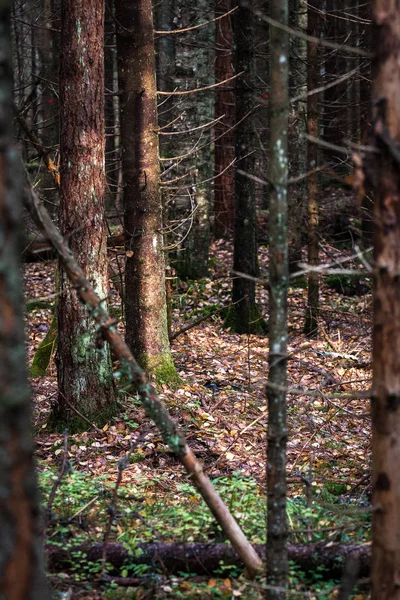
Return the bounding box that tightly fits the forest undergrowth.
[26,238,372,599]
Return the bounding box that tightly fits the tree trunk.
[368,2,400,598]
[171,0,212,281]
[55,0,116,430]
[360,0,373,247]
[224,5,266,335]
[104,4,120,213]
[304,2,320,338]
[115,0,177,382]
[323,0,348,161]
[288,0,307,273]
[214,0,235,238]
[267,0,289,596]
[0,4,50,597]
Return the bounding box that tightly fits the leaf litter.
[25,239,372,598]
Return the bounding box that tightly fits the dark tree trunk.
[359,0,373,247]
[288,0,307,273]
[0,4,50,596]
[224,5,266,335]
[304,1,320,338]
[214,0,235,238]
[368,2,400,598]
[154,0,175,129]
[115,0,177,382]
[267,0,289,596]
[55,0,116,430]
[323,0,348,161]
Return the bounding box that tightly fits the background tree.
[55,0,117,429]
[267,0,289,596]
[224,4,266,335]
[115,0,178,381]
[214,0,235,238]
[169,0,213,281]
[0,2,50,596]
[304,1,320,337]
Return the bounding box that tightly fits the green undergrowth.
[41,469,370,597]
[40,469,370,549]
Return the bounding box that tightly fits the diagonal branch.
[23,183,262,579]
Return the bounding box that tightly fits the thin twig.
[157,72,243,96]
[154,6,237,35]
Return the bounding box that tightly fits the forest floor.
[26,238,372,599]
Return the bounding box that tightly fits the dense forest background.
[2,0,399,598]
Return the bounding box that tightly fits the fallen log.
[47,541,371,578]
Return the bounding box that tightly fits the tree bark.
[0,4,50,597]
[214,0,235,238]
[368,2,400,598]
[56,0,116,430]
[224,5,266,335]
[267,0,289,596]
[115,0,177,382]
[304,2,320,338]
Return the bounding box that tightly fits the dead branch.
[24,183,262,578]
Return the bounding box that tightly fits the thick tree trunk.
[214,0,235,238]
[55,0,116,430]
[267,0,289,597]
[0,4,50,597]
[115,0,177,382]
[47,541,371,580]
[224,5,266,335]
[304,2,320,338]
[368,3,400,598]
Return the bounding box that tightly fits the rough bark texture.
[214,0,235,238]
[368,2,400,598]
[56,0,116,430]
[304,2,320,338]
[267,0,289,597]
[0,4,50,597]
[47,541,372,579]
[224,5,266,335]
[115,0,177,382]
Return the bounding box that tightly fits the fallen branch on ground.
[47,541,371,579]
